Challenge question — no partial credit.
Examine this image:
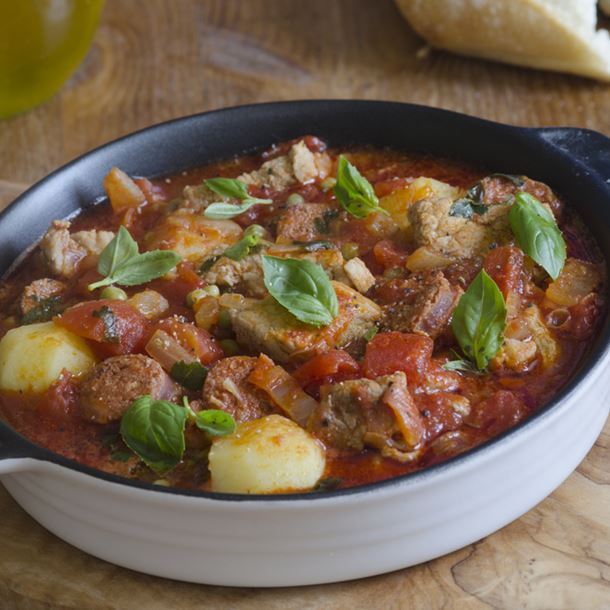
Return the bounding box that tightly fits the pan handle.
[532,127,610,185]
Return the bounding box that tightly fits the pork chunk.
[80,355,180,424]
[202,356,275,422]
[203,247,345,298]
[408,196,512,259]
[308,372,425,460]
[40,220,115,278]
[20,278,66,317]
[380,271,463,338]
[275,203,336,244]
[239,140,330,191]
[229,281,381,363]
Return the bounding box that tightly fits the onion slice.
[248,355,319,427]
[145,329,197,372]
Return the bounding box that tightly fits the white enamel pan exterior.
[0,101,609,586]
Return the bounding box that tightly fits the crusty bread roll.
[395,0,610,81]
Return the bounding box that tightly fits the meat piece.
[229,281,381,363]
[481,175,562,218]
[40,220,115,278]
[407,195,512,259]
[203,254,267,298]
[80,355,180,424]
[203,246,345,298]
[275,203,336,244]
[72,230,114,257]
[417,392,471,442]
[308,372,425,461]
[202,356,275,422]
[343,257,376,293]
[144,209,242,264]
[379,271,463,338]
[239,140,330,191]
[20,278,66,316]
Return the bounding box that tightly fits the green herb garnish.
[92,305,120,343]
[21,296,63,325]
[449,198,487,219]
[170,360,208,392]
[222,225,266,261]
[313,477,342,492]
[88,226,181,291]
[120,396,188,474]
[262,255,339,328]
[203,178,272,219]
[509,192,566,280]
[451,270,507,371]
[194,409,236,436]
[294,240,335,252]
[333,155,385,219]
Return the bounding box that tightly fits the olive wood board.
[1,0,610,605]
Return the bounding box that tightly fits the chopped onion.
[145,329,196,372]
[194,296,219,331]
[128,289,169,319]
[248,355,319,427]
[382,375,425,449]
[406,246,453,271]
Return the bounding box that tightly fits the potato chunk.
[0,322,97,393]
[208,414,325,494]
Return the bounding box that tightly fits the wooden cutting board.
[1,0,610,605]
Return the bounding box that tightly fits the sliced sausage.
[202,356,275,422]
[80,354,180,424]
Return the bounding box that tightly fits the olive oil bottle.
[0,0,104,118]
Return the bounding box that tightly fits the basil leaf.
[451,269,507,370]
[21,296,63,325]
[262,255,339,327]
[103,250,182,287]
[89,226,181,290]
[170,360,208,391]
[195,409,236,436]
[97,226,138,277]
[120,396,187,474]
[442,359,483,375]
[449,198,487,219]
[204,199,273,220]
[92,305,120,343]
[205,177,250,200]
[203,177,272,219]
[509,192,566,280]
[334,155,383,219]
[489,173,525,187]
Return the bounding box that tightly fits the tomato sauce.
[0,140,605,493]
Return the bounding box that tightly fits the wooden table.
[1,1,609,608]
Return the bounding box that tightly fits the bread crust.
[394,0,610,81]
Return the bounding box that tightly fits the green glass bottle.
[0,0,104,119]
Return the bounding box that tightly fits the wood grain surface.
[0,1,609,608]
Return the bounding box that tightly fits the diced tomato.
[467,390,527,436]
[41,371,79,420]
[293,349,361,397]
[56,299,148,357]
[484,246,524,298]
[373,177,412,198]
[154,317,223,365]
[363,331,433,386]
[372,240,409,270]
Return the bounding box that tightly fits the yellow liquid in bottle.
[0,0,104,119]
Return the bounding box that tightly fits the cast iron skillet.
[1,100,609,501]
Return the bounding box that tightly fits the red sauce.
[0,140,605,493]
